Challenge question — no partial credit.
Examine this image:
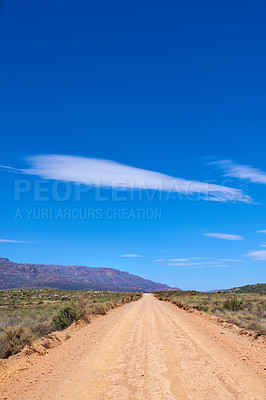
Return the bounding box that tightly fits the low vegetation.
[0,288,142,358]
[222,283,266,293]
[154,290,266,336]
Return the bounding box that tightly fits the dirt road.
[0,294,265,400]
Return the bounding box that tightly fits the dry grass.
[0,288,142,358]
[154,291,266,336]
[0,326,34,358]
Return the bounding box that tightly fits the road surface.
[0,294,265,400]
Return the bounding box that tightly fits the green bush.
[223,296,243,311]
[52,305,78,330]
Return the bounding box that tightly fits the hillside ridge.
[0,257,173,292]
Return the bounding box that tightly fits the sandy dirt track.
[0,294,265,400]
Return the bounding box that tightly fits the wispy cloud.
[1,154,252,203]
[203,233,244,241]
[168,262,228,268]
[257,230,266,234]
[119,254,142,258]
[246,250,266,260]
[167,261,228,266]
[155,257,211,262]
[211,159,266,184]
[194,265,228,269]
[156,256,240,265]
[0,239,35,244]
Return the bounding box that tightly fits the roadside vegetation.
[0,288,142,359]
[154,290,266,336]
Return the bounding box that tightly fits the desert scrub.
[0,326,34,358]
[52,305,79,330]
[223,296,243,311]
[154,290,266,335]
[0,288,142,358]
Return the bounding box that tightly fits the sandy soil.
[0,294,265,400]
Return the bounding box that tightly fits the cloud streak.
[1,154,252,203]
[211,159,266,184]
[168,262,228,268]
[167,261,228,266]
[246,250,266,260]
[0,239,35,244]
[156,256,241,267]
[155,257,212,262]
[203,233,244,241]
[119,254,142,258]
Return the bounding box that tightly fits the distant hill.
[221,283,266,293]
[0,257,173,293]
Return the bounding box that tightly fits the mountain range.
[0,257,173,292]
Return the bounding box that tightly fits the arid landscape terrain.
[154,289,266,335]
[0,293,265,400]
[0,288,142,359]
[1,1,266,399]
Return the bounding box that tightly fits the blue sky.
[0,0,266,290]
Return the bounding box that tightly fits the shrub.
[31,322,53,337]
[255,305,266,318]
[0,326,33,359]
[76,297,90,323]
[61,296,70,301]
[52,305,78,330]
[91,304,106,315]
[223,296,243,311]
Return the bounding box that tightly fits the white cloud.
[195,264,228,269]
[167,261,228,266]
[168,262,228,268]
[246,250,266,260]
[1,154,252,203]
[259,244,266,247]
[163,257,240,265]
[119,254,142,258]
[155,257,212,262]
[0,239,35,244]
[203,233,244,241]
[257,230,266,234]
[211,159,266,184]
